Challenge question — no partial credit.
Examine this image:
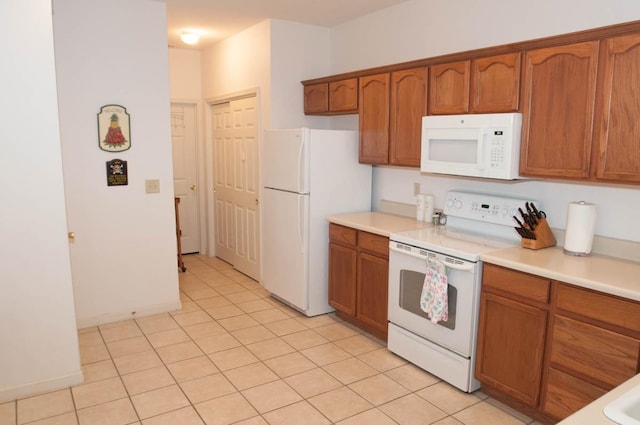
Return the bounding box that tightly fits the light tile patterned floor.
[0,255,545,425]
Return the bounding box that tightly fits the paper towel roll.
[564,201,597,256]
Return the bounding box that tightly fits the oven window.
[398,269,457,330]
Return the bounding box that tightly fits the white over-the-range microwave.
[420,112,523,180]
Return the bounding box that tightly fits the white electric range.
[387,190,539,392]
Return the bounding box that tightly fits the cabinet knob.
[68,232,75,240]
[190,185,196,190]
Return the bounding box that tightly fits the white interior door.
[171,103,200,254]
[211,96,260,280]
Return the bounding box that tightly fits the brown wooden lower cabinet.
[328,223,388,340]
[477,264,640,424]
[475,292,548,407]
[476,265,550,408]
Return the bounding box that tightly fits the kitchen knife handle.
[530,202,542,218]
[513,216,525,228]
[526,202,539,225]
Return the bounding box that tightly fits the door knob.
[190,185,196,190]
[68,232,75,240]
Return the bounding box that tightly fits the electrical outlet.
[414,182,421,196]
[145,179,160,193]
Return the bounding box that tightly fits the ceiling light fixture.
[180,31,200,45]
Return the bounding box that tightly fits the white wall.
[169,48,202,101]
[269,20,332,129]
[54,0,180,327]
[201,20,271,118]
[0,0,82,402]
[201,19,334,129]
[329,0,640,245]
[330,0,640,72]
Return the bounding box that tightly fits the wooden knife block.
[521,218,557,250]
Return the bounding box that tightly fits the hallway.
[0,255,538,425]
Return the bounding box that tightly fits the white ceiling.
[164,0,409,49]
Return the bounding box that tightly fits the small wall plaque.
[106,159,128,186]
[98,104,131,152]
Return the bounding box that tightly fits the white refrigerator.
[261,128,372,316]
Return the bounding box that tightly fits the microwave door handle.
[477,129,486,168]
[389,245,474,272]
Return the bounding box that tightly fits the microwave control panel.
[489,131,506,169]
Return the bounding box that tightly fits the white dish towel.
[420,258,449,324]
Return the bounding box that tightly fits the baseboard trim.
[76,300,183,329]
[0,370,84,403]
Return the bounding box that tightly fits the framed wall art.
[97,104,131,152]
[106,159,128,186]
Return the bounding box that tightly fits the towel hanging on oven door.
[420,257,448,324]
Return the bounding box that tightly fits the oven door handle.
[390,245,474,272]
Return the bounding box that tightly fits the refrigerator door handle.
[297,195,304,254]
[297,139,304,192]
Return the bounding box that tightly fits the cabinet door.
[389,67,427,167]
[359,73,390,164]
[429,60,470,114]
[470,53,521,113]
[303,83,328,114]
[329,78,358,113]
[594,33,640,182]
[356,252,389,336]
[328,242,357,316]
[475,292,547,407]
[520,42,598,178]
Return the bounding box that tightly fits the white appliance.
[261,128,372,316]
[420,112,523,180]
[387,190,538,392]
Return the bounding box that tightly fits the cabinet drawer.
[556,283,640,333]
[329,223,357,246]
[542,367,608,420]
[482,264,551,304]
[550,314,640,388]
[358,231,389,258]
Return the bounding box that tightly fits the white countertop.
[327,211,431,237]
[481,246,640,302]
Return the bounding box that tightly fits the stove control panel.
[444,190,539,226]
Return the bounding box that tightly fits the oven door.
[388,241,481,358]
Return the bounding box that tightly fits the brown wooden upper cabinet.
[359,67,427,166]
[359,73,390,164]
[303,22,640,184]
[470,53,521,113]
[593,33,640,183]
[429,60,470,114]
[303,78,358,115]
[303,83,328,114]
[389,67,428,167]
[519,41,599,179]
[329,79,358,113]
[429,53,521,114]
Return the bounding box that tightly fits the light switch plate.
[145,179,160,193]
